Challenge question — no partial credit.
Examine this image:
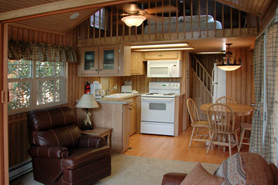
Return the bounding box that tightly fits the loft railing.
[191,55,213,97]
[76,0,259,41]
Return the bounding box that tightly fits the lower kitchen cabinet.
[174,94,185,136]
[126,97,137,136]
[77,102,131,153]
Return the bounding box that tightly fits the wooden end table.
[80,127,112,147]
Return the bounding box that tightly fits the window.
[8,59,67,114]
[90,8,106,30]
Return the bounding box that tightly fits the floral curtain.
[8,40,77,63]
[249,34,264,155]
[264,22,278,163]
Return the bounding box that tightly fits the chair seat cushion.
[62,146,110,170]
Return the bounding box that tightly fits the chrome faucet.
[106,85,117,95]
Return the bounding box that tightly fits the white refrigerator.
[212,63,226,103]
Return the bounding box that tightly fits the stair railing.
[191,55,213,97]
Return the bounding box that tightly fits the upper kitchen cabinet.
[144,51,181,60]
[79,47,99,76]
[99,45,119,75]
[78,44,131,76]
[130,52,145,75]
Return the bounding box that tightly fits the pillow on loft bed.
[147,15,215,26]
[178,15,214,22]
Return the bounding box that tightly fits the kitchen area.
[75,46,190,154]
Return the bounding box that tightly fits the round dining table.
[200,103,253,117]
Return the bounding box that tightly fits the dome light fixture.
[216,43,241,71]
[121,15,146,27]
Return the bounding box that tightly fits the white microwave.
[147,60,181,78]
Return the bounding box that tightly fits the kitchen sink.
[104,93,134,99]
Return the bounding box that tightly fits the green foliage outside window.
[8,59,65,112]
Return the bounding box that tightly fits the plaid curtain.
[8,40,77,63]
[249,34,264,155]
[250,22,278,164]
[264,22,278,163]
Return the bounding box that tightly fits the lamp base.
[81,109,93,130]
[81,123,93,130]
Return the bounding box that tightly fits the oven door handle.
[142,97,175,103]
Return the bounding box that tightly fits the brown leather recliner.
[28,106,111,185]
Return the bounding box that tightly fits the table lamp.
[76,94,99,130]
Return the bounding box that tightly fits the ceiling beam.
[0,0,137,23]
[215,0,260,17]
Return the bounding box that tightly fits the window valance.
[8,40,77,63]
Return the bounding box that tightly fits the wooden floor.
[124,126,249,165]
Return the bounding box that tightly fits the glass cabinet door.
[84,51,95,70]
[99,45,118,74]
[103,50,115,70]
[79,47,99,76]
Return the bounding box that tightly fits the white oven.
[141,97,175,136]
[141,97,175,122]
[140,82,180,136]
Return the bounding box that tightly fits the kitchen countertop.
[95,93,185,104]
[96,94,139,104]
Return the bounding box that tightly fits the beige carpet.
[10,154,219,185]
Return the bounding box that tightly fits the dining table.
[199,103,253,117]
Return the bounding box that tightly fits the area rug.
[96,154,219,185]
[10,154,219,185]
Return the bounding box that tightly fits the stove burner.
[146,93,158,95]
[163,93,175,95]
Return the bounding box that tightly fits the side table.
[80,127,112,147]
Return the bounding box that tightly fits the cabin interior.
[0,0,278,184]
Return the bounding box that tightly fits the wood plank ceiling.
[0,0,274,33]
[14,9,98,33]
[215,0,272,17]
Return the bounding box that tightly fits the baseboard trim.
[9,159,33,180]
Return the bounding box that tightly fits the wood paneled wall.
[8,113,29,167]
[226,48,254,123]
[8,24,67,45]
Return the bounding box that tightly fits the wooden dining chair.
[206,103,239,156]
[238,123,252,152]
[216,96,237,104]
[186,98,210,147]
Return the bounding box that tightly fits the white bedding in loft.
[143,15,222,34]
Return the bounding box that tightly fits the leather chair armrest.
[269,163,278,184]
[78,135,106,148]
[161,173,187,185]
[28,146,69,159]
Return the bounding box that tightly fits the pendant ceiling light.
[121,15,146,27]
[216,43,241,71]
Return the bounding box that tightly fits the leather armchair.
[28,106,111,185]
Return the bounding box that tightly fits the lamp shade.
[121,15,146,27]
[216,64,242,71]
[216,43,241,71]
[76,94,99,109]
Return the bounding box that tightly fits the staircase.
[191,55,213,98]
